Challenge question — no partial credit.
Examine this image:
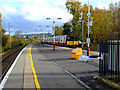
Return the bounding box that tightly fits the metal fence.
[99,40,120,84]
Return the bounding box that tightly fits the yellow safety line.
[29,45,41,90]
[58,47,71,50]
[83,50,99,55]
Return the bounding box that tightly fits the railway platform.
[0,45,36,89]
[0,44,112,89]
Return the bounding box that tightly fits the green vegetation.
[0,13,30,53]
[0,13,2,53]
[52,1,119,48]
[63,23,72,35]
[52,26,63,36]
[0,1,119,52]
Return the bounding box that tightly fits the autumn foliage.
[66,1,120,45]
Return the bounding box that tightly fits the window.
[70,36,74,41]
[67,36,70,41]
[74,36,78,41]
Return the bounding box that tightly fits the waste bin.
[71,48,82,60]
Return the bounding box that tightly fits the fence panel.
[99,40,120,84]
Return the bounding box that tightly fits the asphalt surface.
[31,44,113,89]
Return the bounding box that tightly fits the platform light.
[46,18,62,50]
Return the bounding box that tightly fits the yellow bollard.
[71,49,77,59]
[71,48,82,60]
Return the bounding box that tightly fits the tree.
[108,3,119,40]
[0,13,2,52]
[52,26,63,36]
[14,30,26,47]
[66,0,82,35]
[0,13,9,51]
[66,0,120,45]
[63,22,72,35]
[2,29,8,47]
[15,30,22,36]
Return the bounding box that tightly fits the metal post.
[53,19,55,50]
[82,20,84,48]
[25,32,26,45]
[87,0,90,56]
[9,23,11,49]
[43,29,44,47]
[39,25,41,45]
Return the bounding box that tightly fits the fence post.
[99,41,102,76]
[118,40,120,82]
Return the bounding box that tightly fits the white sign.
[89,28,91,33]
[118,1,120,8]
[87,20,92,26]
[86,38,90,44]
[87,17,93,26]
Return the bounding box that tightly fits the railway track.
[0,46,24,82]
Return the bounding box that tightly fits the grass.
[98,76,120,89]
[0,45,24,56]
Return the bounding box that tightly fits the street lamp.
[39,25,49,47]
[46,26,49,43]
[79,12,84,49]
[34,28,37,36]
[35,28,39,43]
[46,18,61,50]
[39,25,45,47]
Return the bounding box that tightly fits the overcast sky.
[0,0,119,35]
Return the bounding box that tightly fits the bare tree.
[15,30,22,36]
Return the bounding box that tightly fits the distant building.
[20,33,53,39]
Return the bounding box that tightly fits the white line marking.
[0,45,28,89]
[51,60,92,90]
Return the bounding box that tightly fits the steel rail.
[0,46,24,82]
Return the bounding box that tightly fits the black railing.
[99,40,120,84]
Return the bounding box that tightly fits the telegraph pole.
[9,23,11,49]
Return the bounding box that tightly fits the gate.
[99,40,120,84]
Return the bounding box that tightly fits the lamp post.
[46,26,49,43]
[79,12,84,49]
[35,28,37,34]
[43,28,44,47]
[39,25,44,47]
[35,28,39,43]
[46,18,61,50]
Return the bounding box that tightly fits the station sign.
[87,17,93,26]
[86,38,90,44]
[89,28,91,33]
